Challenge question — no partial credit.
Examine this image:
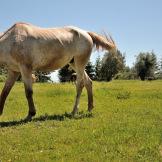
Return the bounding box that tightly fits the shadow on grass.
[0,111,93,128]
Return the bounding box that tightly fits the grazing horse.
[0,22,116,119]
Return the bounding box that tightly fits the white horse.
[0,22,116,119]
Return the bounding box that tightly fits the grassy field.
[0,80,162,162]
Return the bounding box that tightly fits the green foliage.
[156,58,162,79]
[35,71,52,82]
[135,51,157,80]
[16,71,52,82]
[58,61,95,82]
[115,66,137,80]
[0,81,162,161]
[85,61,95,80]
[0,65,7,82]
[58,64,74,82]
[100,50,125,81]
[94,56,102,81]
[0,75,6,82]
[0,66,6,75]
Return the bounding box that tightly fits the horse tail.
[87,32,116,52]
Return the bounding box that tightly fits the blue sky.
[0,0,162,80]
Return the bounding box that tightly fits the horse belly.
[31,39,75,71]
[32,52,72,71]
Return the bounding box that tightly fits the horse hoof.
[88,105,94,112]
[24,115,33,121]
[71,112,75,117]
[71,110,78,117]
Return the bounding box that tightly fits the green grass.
[0,80,162,162]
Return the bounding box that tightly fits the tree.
[58,60,95,82]
[0,65,7,82]
[58,65,74,82]
[85,61,95,80]
[160,58,162,70]
[114,66,137,80]
[35,71,52,82]
[0,65,7,75]
[135,52,157,80]
[156,58,162,79]
[100,50,125,81]
[94,56,102,81]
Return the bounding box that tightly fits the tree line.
[58,50,162,82]
[0,50,161,82]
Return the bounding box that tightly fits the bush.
[115,72,137,80]
[0,75,6,82]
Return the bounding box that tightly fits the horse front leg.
[0,70,20,115]
[20,66,36,120]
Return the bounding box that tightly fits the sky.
[0,0,162,81]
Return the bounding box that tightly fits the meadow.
[0,80,162,162]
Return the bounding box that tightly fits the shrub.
[0,75,6,82]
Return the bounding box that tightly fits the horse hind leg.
[69,54,93,115]
[83,71,94,112]
[70,63,94,113]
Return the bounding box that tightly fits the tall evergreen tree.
[58,60,95,82]
[58,65,74,82]
[94,56,102,81]
[100,50,125,81]
[85,61,95,80]
[159,58,162,79]
[135,52,157,80]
